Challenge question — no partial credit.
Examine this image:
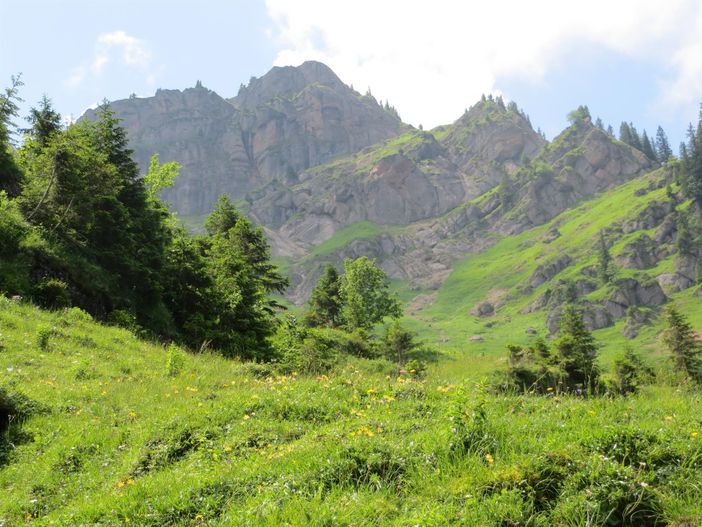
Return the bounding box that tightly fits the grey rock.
[472,302,495,317]
[657,273,694,293]
[528,254,572,288]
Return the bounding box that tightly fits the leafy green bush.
[165,343,185,377]
[612,347,655,395]
[36,325,57,351]
[33,277,70,310]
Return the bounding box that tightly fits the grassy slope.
[1,298,702,526]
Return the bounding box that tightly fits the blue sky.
[2,0,701,148]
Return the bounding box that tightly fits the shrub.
[165,343,185,377]
[33,278,70,310]
[448,391,499,459]
[36,325,57,351]
[613,347,655,395]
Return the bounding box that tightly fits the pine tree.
[23,95,61,146]
[595,117,604,129]
[606,124,614,136]
[0,74,24,197]
[597,230,614,284]
[304,264,342,328]
[663,306,702,383]
[641,130,657,161]
[619,122,633,146]
[655,125,673,162]
[678,106,702,205]
[628,123,643,150]
[555,305,600,392]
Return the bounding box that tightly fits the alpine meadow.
[3,10,702,527]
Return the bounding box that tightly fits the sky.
[2,0,701,148]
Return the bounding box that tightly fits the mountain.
[84,61,404,217]
[86,62,702,340]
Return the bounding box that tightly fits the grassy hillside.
[2,298,702,526]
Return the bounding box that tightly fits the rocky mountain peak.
[231,61,347,109]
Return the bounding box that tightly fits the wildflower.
[223,445,233,453]
[546,387,553,392]
[485,453,494,465]
[664,415,674,421]
[127,411,137,418]
[692,431,699,438]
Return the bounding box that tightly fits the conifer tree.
[23,95,61,146]
[655,125,673,161]
[0,74,24,197]
[663,306,702,383]
[641,130,658,161]
[555,305,600,392]
[304,264,342,328]
[597,230,614,284]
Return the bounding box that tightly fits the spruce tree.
[0,74,24,197]
[555,305,600,392]
[304,264,342,328]
[663,306,702,383]
[597,230,614,284]
[641,130,657,161]
[619,122,633,146]
[23,95,61,146]
[655,125,673,162]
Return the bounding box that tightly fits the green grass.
[408,169,702,380]
[302,221,388,261]
[1,298,701,526]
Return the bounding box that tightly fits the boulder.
[657,273,694,293]
[604,278,667,319]
[472,302,495,317]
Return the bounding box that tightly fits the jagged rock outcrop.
[615,234,671,270]
[528,255,572,289]
[86,61,403,216]
[603,278,667,319]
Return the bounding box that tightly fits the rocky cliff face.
[87,61,404,217]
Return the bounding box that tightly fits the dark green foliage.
[678,105,702,205]
[656,126,673,162]
[555,305,600,392]
[23,95,61,147]
[0,74,24,197]
[619,122,644,152]
[378,320,419,368]
[663,306,702,383]
[501,307,601,394]
[597,230,615,284]
[641,130,658,162]
[613,347,655,395]
[567,105,591,125]
[304,264,342,327]
[1,98,290,360]
[33,278,70,310]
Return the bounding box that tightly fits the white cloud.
[265,0,702,127]
[64,31,154,87]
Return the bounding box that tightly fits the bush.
[612,347,655,395]
[36,325,57,351]
[165,343,185,377]
[33,278,71,310]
